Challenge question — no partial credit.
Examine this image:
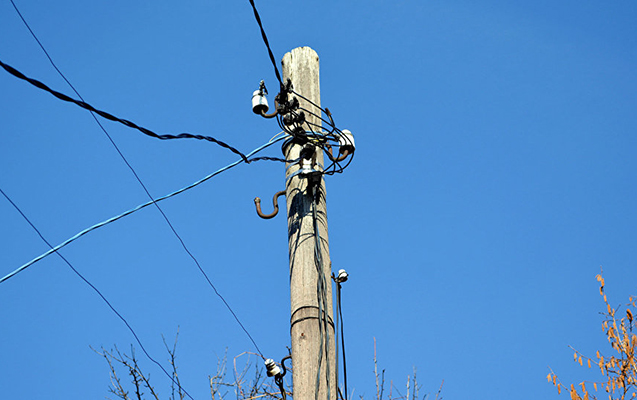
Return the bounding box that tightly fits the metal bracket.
[254,190,286,219]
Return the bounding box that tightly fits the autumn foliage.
[547,273,637,400]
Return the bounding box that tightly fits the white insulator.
[338,129,355,152]
[300,158,314,173]
[252,90,269,114]
[337,269,349,283]
[265,358,282,377]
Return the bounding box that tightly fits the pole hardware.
[333,269,348,284]
[251,80,279,118]
[253,48,342,400]
[254,142,321,221]
[285,147,323,187]
[282,109,304,126]
[251,79,296,119]
[325,146,350,163]
[323,129,355,163]
[280,354,292,375]
[332,268,349,400]
[264,354,292,378]
[265,358,283,377]
[254,190,286,219]
[285,167,322,186]
[265,355,292,400]
[337,130,355,154]
[251,80,270,115]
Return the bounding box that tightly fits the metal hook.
[260,83,296,119]
[254,190,286,219]
[326,144,351,163]
[279,355,292,377]
[259,98,279,119]
[274,354,292,400]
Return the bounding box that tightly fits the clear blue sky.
[1,1,636,399]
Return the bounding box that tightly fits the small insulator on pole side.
[252,80,269,114]
[338,129,356,154]
[265,358,282,377]
[336,269,349,283]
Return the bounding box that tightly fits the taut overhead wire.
[0,186,196,400]
[0,136,286,285]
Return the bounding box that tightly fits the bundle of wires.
[268,85,355,177]
[310,184,332,400]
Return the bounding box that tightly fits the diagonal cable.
[7,0,264,355]
[1,136,288,358]
[0,186,196,400]
[247,0,283,88]
[0,136,284,285]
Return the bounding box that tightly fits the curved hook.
[259,98,280,119]
[326,145,351,163]
[279,354,292,377]
[254,190,286,219]
[324,108,351,162]
[274,354,292,400]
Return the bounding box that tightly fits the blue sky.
[1,1,636,399]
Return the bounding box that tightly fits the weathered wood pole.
[282,46,336,400]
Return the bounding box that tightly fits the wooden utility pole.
[282,47,336,400]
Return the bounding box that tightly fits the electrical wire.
[276,94,354,177]
[336,280,348,400]
[8,0,270,359]
[8,0,167,226]
[243,4,353,391]
[296,106,336,130]
[9,0,75,94]
[0,186,196,400]
[249,155,295,163]
[247,0,283,88]
[290,89,324,114]
[0,136,286,285]
[244,1,354,175]
[334,277,341,399]
[311,185,332,400]
[0,59,249,163]
[10,0,286,353]
[269,131,290,142]
[323,151,355,177]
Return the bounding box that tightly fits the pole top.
[283,47,319,63]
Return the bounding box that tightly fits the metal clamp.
[286,167,322,185]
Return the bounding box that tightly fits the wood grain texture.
[283,46,336,400]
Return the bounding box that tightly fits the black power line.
[248,0,283,89]
[0,59,249,163]
[336,278,348,400]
